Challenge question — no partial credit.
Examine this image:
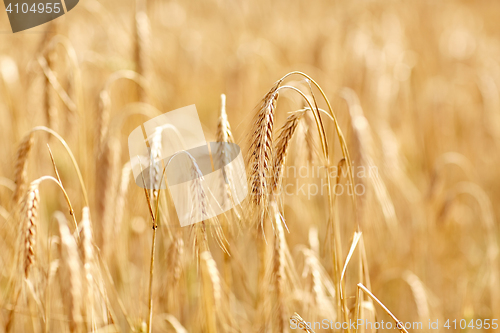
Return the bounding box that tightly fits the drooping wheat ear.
[23,181,39,278]
[272,207,287,333]
[272,109,306,197]
[56,212,82,333]
[291,313,316,333]
[248,83,279,226]
[13,133,34,204]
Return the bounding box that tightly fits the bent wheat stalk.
[19,126,89,206]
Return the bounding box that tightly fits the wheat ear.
[215,93,235,288]
[79,207,94,328]
[272,109,306,197]
[23,182,39,278]
[248,83,279,227]
[55,212,82,333]
[13,133,34,204]
[96,138,121,254]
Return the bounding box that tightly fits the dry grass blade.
[357,283,409,333]
[340,231,362,282]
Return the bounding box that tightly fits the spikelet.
[13,133,34,204]
[248,83,279,226]
[23,181,39,277]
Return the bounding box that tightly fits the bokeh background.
[1,0,500,332]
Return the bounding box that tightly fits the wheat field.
[1,0,500,332]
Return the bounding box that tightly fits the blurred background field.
[1,0,500,332]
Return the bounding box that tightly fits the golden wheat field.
[1,0,500,332]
